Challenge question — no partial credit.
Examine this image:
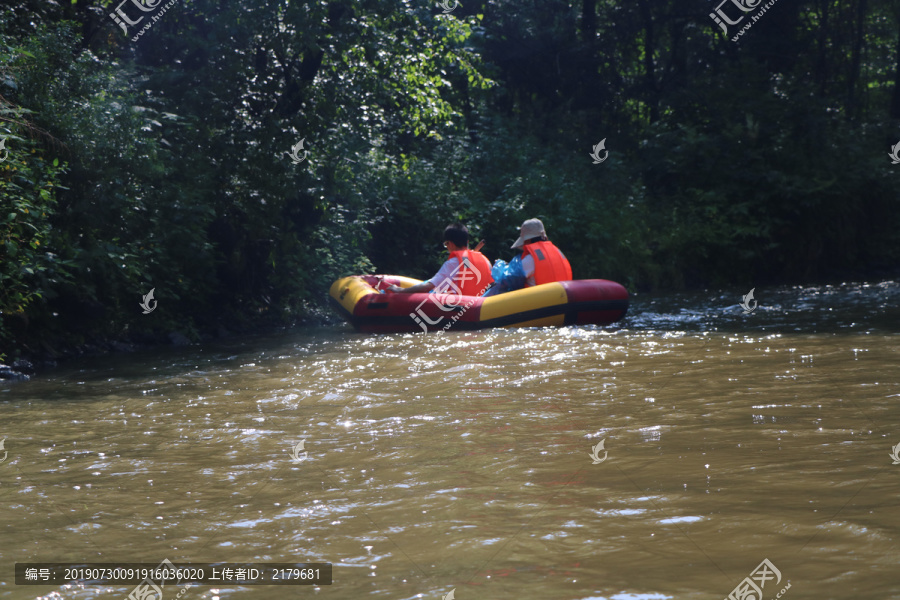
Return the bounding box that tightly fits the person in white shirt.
[386,223,493,295]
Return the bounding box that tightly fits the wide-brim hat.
[511,218,546,249]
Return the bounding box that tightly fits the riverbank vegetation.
[1,0,899,359]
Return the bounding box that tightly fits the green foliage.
[2,0,900,355]
[0,107,70,356]
[0,0,496,352]
[638,64,900,287]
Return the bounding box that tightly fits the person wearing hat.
[512,218,572,287]
[386,223,493,296]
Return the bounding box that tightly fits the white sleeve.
[428,258,460,288]
[521,254,536,287]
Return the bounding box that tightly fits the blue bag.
[485,256,526,296]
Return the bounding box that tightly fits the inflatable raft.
[329,275,629,333]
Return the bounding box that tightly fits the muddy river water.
[1,280,899,600]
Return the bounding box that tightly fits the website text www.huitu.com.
[730,0,780,42]
[109,0,181,42]
[131,0,179,42]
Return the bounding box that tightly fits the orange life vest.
[521,241,572,286]
[445,249,494,296]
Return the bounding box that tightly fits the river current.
[1,280,898,599]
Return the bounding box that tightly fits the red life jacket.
[521,241,572,286]
[444,249,494,296]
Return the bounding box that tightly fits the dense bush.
[1,0,899,357]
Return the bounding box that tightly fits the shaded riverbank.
[5,277,898,383]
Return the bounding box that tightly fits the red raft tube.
[329,275,629,334]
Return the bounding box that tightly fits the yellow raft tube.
[329,275,629,333]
